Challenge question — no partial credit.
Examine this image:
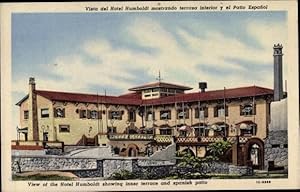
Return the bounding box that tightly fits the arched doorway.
[244,138,264,169]
[127,144,139,157]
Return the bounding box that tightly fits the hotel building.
[13,44,285,170]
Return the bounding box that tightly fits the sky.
[11,11,287,129]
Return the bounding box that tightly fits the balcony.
[176,137,199,143]
[108,134,154,141]
[154,135,173,143]
[175,136,250,144]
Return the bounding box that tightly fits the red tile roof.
[128,81,192,91]
[17,86,273,106]
[35,90,141,105]
[118,92,142,99]
[141,86,273,105]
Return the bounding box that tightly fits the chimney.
[199,82,207,92]
[29,77,39,141]
[273,44,284,101]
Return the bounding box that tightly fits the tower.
[273,44,284,101]
[28,77,39,140]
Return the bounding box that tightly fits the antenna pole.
[156,70,163,82]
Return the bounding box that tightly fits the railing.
[176,137,199,143]
[154,135,173,143]
[201,137,224,143]
[108,134,154,140]
[175,136,250,144]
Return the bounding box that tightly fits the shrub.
[108,169,137,180]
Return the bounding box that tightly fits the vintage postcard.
[1,1,299,191]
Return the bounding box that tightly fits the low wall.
[12,156,97,174]
[12,156,252,178]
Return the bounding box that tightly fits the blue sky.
[12,11,287,105]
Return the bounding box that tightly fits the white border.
[1,1,299,191]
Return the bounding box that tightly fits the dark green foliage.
[108,169,137,180]
[207,140,232,161]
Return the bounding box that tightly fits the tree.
[207,140,231,161]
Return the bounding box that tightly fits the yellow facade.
[18,93,270,145]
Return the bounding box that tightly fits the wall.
[12,156,97,174]
[264,130,288,170]
[12,156,252,178]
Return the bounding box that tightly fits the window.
[59,125,70,132]
[144,94,151,97]
[152,93,159,96]
[107,127,117,134]
[160,110,171,120]
[144,89,151,93]
[195,107,208,119]
[177,109,189,119]
[240,124,257,136]
[54,108,65,118]
[146,111,155,121]
[24,110,29,119]
[179,130,187,137]
[160,129,172,135]
[88,110,101,119]
[194,126,206,137]
[240,104,256,116]
[79,110,87,118]
[169,89,175,93]
[213,124,228,137]
[109,111,122,120]
[214,106,228,117]
[152,88,159,92]
[41,108,49,118]
[128,110,136,122]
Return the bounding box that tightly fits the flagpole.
[100,94,103,134]
[152,102,154,128]
[224,87,226,137]
[175,90,177,132]
[97,92,100,135]
[198,90,201,136]
[105,89,108,134]
[253,85,256,135]
[182,95,185,125]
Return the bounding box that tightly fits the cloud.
[13,15,287,98]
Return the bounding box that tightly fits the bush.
[108,169,137,180]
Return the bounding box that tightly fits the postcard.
[0,1,299,191]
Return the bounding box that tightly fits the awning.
[17,127,28,133]
[236,121,256,130]
[142,127,154,131]
[159,127,172,130]
[209,124,223,131]
[160,112,169,118]
[178,125,192,131]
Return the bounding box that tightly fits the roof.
[141,86,273,105]
[35,90,141,105]
[128,81,192,91]
[16,95,29,106]
[118,92,142,99]
[16,86,273,106]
